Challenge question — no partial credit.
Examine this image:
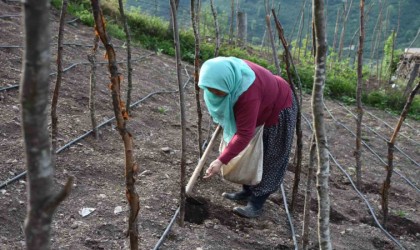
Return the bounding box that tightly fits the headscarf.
[198,57,256,142]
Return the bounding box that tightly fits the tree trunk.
[118,0,133,114]
[168,0,180,34]
[382,82,419,226]
[296,0,307,62]
[355,0,365,190]
[237,11,247,48]
[403,62,419,99]
[338,0,354,60]
[312,0,332,248]
[369,1,383,76]
[190,0,204,161]
[90,1,140,248]
[265,0,281,76]
[51,0,68,153]
[170,0,187,227]
[272,11,303,213]
[302,134,316,250]
[209,0,220,57]
[229,0,235,44]
[332,8,340,53]
[88,35,99,138]
[22,1,72,249]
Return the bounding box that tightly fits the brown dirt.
[1,1,419,249]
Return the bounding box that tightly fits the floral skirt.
[249,94,298,197]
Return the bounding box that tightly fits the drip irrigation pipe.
[0,53,156,92]
[301,114,406,249]
[152,207,180,250]
[0,14,21,18]
[365,109,419,146]
[0,73,191,190]
[321,104,420,193]
[339,103,419,167]
[280,184,298,250]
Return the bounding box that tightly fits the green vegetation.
[51,0,419,120]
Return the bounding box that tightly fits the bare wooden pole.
[170,0,187,227]
[355,0,365,190]
[51,0,68,153]
[312,0,332,248]
[22,1,72,249]
[382,82,419,226]
[117,0,133,114]
[90,1,140,248]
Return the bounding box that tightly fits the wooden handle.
[185,125,222,196]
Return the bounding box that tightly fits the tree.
[51,0,68,153]
[382,82,420,226]
[90,1,140,248]
[118,0,134,114]
[312,0,332,248]
[170,0,187,227]
[21,0,72,249]
[191,0,203,158]
[355,0,365,189]
[209,0,220,57]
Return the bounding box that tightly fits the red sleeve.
[218,96,260,164]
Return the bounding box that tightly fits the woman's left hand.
[204,159,223,179]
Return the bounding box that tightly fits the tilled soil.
[0,1,419,250]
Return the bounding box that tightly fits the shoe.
[233,204,263,218]
[233,193,270,218]
[222,190,251,201]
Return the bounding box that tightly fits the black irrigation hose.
[0,54,156,92]
[0,72,191,190]
[0,14,21,18]
[321,104,420,193]
[152,207,180,250]
[365,109,419,146]
[280,184,298,250]
[301,114,406,250]
[339,103,419,167]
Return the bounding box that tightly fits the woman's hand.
[204,159,223,179]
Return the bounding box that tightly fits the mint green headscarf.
[198,57,256,143]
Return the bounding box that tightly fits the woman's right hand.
[204,159,223,179]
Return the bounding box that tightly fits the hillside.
[128,0,420,52]
[1,1,419,250]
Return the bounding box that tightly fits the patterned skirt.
[249,94,298,197]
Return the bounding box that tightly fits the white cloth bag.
[219,126,264,185]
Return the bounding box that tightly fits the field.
[0,1,419,249]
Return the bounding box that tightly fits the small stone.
[12,105,19,112]
[114,206,123,215]
[161,147,171,153]
[98,194,107,199]
[0,189,6,195]
[71,223,78,229]
[186,160,193,164]
[213,225,219,230]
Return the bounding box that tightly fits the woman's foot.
[222,190,251,201]
[232,193,270,218]
[233,204,263,218]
